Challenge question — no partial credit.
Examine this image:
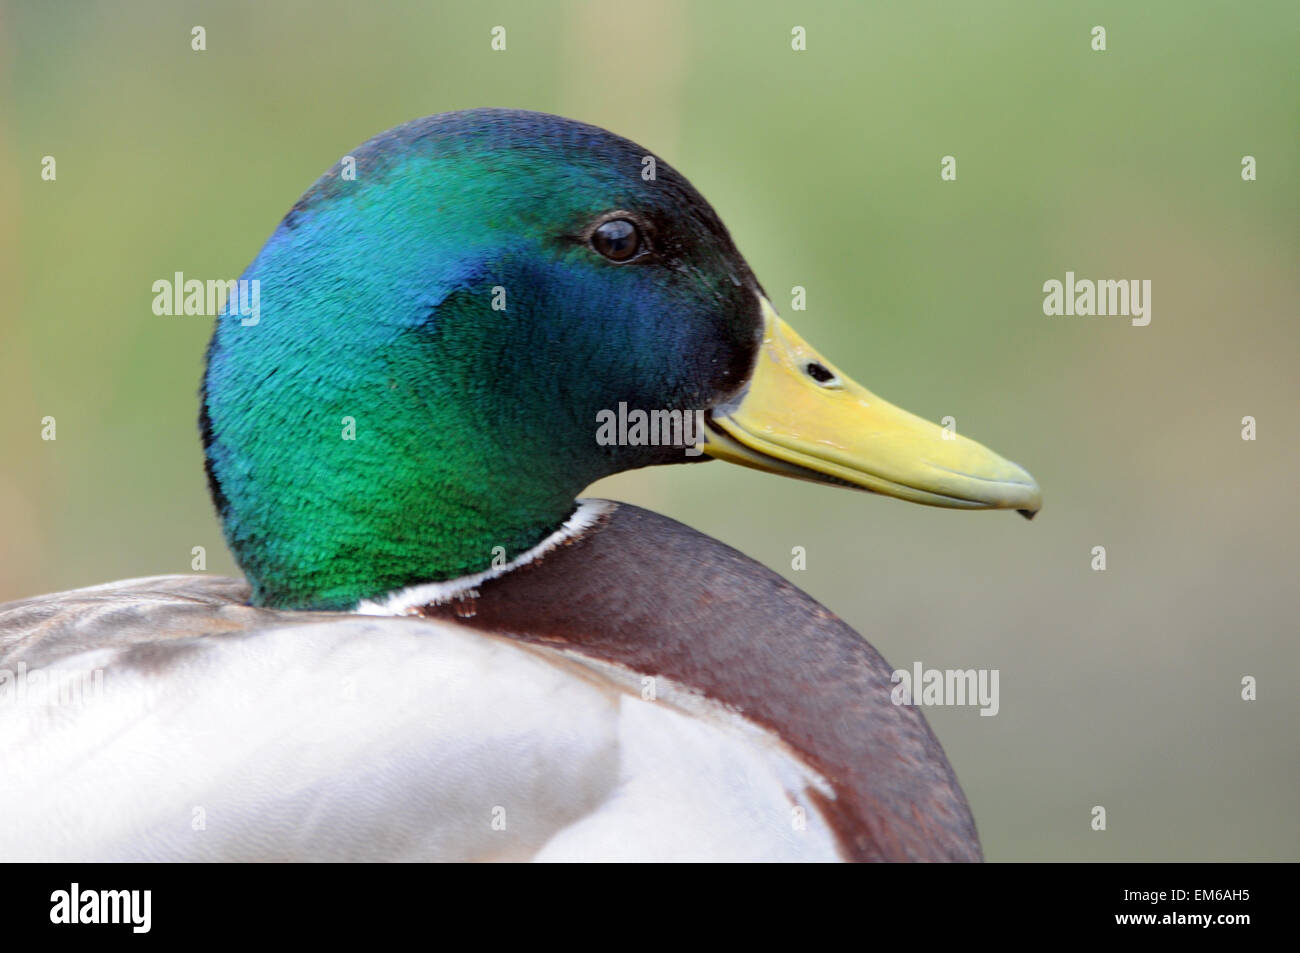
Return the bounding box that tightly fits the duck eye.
[805,362,836,384]
[591,219,641,262]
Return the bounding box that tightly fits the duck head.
[202,109,1040,609]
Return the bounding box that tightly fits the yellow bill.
[703,299,1042,517]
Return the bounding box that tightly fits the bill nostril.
[805,362,836,384]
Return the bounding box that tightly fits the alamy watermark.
[50,883,150,933]
[1042,271,1150,326]
[152,271,260,326]
[0,662,105,707]
[595,403,704,456]
[891,662,999,716]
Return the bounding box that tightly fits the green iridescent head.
[202,109,765,608]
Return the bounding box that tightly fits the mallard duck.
[0,109,1039,862]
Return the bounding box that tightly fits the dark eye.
[591,219,641,262]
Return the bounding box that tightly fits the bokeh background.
[3,1,1297,860]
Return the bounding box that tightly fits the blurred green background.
[3,0,1297,860]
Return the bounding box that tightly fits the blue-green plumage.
[203,109,764,608]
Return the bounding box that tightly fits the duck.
[0,109,1040,862]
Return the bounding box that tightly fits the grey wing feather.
[0,575,335,668]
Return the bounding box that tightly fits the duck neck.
[209,438,584,611]
[355,500,614,614]
[201,342,595,609]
